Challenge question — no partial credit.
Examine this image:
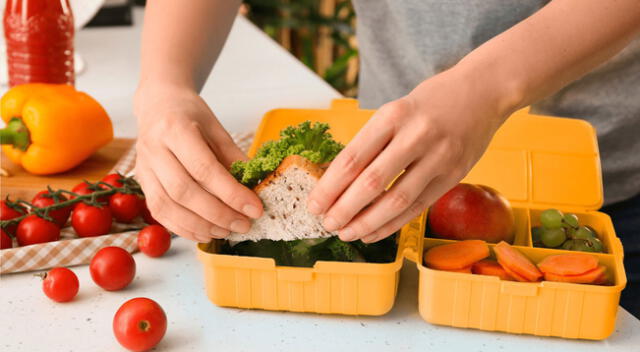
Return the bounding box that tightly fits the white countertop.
[2,238,639,352]
[1,7,639,352]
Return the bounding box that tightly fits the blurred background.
[240,0,359,97]
[1,0,359,95]
[85,0,359,96]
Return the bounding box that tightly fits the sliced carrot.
[501,263,531,282]
[423,240,489,270]
[472,259,513,281]
[543,265,606,284]
[593,271,610,286]
[494,241,542,282]
[444,266,473,274]
[537,253,598,276]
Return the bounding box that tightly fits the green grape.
[562,213,579,229]
[578,241,598,253]
[573,226,595,240]
[541,227,567,248]
[563,239,597,252]
[562,239,577,250]
[540,209,564,229]
[588,237,605,253]
[531,227,544,246]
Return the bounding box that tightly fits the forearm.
[138,0,241,92]
[455,0,640,118]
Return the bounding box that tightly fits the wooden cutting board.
[0,138,135,201]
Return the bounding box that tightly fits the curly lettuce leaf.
[231,121,344,187]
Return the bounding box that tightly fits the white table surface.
[1,7,639,352]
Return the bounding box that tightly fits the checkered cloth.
[0,132,254,274]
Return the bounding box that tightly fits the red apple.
[428,183,515,243]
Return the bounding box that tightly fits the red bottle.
[3,0,75,87]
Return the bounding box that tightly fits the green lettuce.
[221,234,397,267]
[231,121,344,188]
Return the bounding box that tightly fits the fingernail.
[340,227,356,241]
[323,216,340,232]
[361,233,378,243]
[243,204,261,219]
[210,229,229,239]
[230,219,251,233]
[307,199,322,215]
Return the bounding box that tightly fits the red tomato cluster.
[38,222,172,351]
[0,173,160,249]
[3,173,173,351]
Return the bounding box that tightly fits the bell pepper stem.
[0,117,30,151]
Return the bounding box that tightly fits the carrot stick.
[472,259,513,280]
[537,253,599,276]
[423,240,490,270]
[501,263,531,282]
[543,265,606,284]
[494,241,542,282]
[593,271,610,285]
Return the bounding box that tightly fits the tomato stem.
[0,175,144,229]
[138,320,150,332]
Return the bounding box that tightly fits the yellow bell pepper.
[0,84,113,175]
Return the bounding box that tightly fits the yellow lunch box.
[196,99,626,340]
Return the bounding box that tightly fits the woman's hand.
[307,67,518,243]
[134,84,263,242]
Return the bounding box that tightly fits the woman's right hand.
[134,84,263,242]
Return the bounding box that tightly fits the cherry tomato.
[72,203,112,237]
[42,267,79,303]
[71,181,93,198]
[71,181,109,206]
[113,297,167,352]
[1,229,13,249]
[139,199,159,225]
[90,246,136,291]
[101,173,125,189]
[1,200,26,235]
[31,191,72,227]
[110,193,141,223]
[16,215,60,246]
[137,225,171,257]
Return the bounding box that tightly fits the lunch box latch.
[400,213,426,263]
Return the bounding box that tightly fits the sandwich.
[228,121,342,242]
[217,121,397,267]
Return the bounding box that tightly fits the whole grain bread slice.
[226,155,337,242]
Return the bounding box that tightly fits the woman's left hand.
[307,67,518,243]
